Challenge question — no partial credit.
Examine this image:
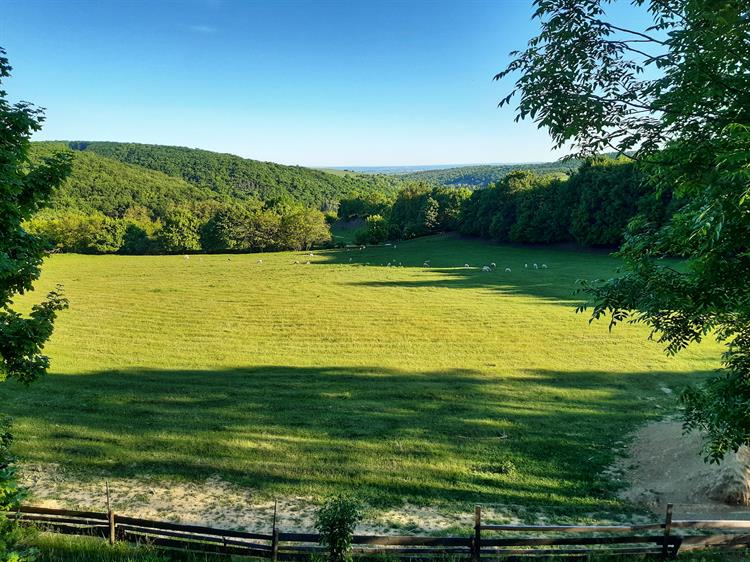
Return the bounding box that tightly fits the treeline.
[398,160,580,187]
[69,141,402,208]
[349,157,678,247]
[27,201,331,254]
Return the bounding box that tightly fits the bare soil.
[609,419,750,520]
[19,463,518,534]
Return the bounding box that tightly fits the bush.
[314,495,362,562]
[25,210,126,254]
[354,215,389,245]
[0,418,33,562]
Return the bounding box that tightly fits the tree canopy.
[0,51,71,385]
[498,0,750,460]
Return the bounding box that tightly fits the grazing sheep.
[305,261,311,265]
[183,255,190,260]
[423,261,430,267]
[525,263,528,268]
[490,262,496,268]
[482,266,491,272]
[505,267,512,273]
[387,262,392,267]
[464,263,470,268]
[309,252,314,257]
[294,260,299,264]
[533,263,538,269]
[257,259,263,264]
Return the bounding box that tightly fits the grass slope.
[1,235,719,516]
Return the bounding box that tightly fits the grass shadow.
[0,363,709,516]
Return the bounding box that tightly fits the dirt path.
[609,419,750,520]
[19,463,510,534]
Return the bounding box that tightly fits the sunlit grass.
[1,234,720,515]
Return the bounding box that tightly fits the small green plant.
[314,495,362,562]
[0,418,35,562]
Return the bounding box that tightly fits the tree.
[418,196,440,232]
[1,46,71,560]
[158,207,202,252]
[497,1,750,460]
[279,207,331,250]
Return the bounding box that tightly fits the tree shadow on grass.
[312,234,620,305]
[0,364,709,516]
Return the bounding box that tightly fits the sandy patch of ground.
[608,419,750,520]
[19,463,518,534]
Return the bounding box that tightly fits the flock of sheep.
[184,247,550,272]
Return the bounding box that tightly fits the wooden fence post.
[661,503,673,559]
[472,505,482,562]
[271,500,279,562]
[106,481,116,545]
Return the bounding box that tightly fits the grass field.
[1,234,720,519]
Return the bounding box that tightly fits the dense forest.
[30,142,218,214]
[350,157,679,248]
[26,141,674,256]
[69,141,401,208]
[397,160,581,186]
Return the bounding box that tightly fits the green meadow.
[1,234,720,515]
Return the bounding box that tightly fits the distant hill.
[30,142,217,215]
[396,161,582,187]
[68,141,401,208]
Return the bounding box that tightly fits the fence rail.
[4,504,750,560]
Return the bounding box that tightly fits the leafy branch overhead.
[0,46,72,384]
[498,0,750,460]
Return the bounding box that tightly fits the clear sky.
[1,0,641,167]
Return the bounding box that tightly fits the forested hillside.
[30,142,218,215]
[69,141,401,207]
[398,160,581,186]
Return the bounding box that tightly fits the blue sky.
[2,0,641,167]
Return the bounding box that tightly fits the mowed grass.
[1,234,720,516]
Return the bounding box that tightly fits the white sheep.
[533,263,538,269]
[490,262,496,268]
[387,262,392,267]
[464,263,470,269]
[394,245,397,249]
[482,266,491,272]
[525,263,528,268]
[309,252,314,257]
[423,261,430,267]
[541,263,548,269]
[505,267,512,273]
[349,257,353,262]
[257,259,263,264]
[183,255,190,260]
[305,261,311,265]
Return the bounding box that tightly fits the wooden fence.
[5,504,750,560]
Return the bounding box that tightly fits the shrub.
[314,495,362,562]
[0,418,33,562]
[354,215,389,245]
